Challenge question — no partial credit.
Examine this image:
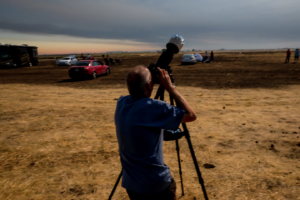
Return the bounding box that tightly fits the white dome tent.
[194,53,203,62]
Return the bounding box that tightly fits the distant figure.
[87,54,91,59]
[210,51,214,61]
[81,53,85,60]
[285,49,291,63]
[106,55,111,65]
[295,49,299,62]
[109,57,116,65]
[202,51,209,63]
[102,55,109,66]
[115,57,122,64]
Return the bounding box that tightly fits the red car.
[68,60,110,79]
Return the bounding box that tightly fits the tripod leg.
[161,87,208,199]
[175,139,184,196]
[170,94,184,196]
[154,85,165,101]
[108,169,123,200]
[182,123,209,200]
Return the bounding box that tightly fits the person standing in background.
[210,51,214,62]
[202,51,209,63]
[294,49,299,62]
[102,55,110,66]
[285,49,291,63]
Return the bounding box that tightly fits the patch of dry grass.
[1,83,300,200]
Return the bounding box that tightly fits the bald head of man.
[126,65,153,98]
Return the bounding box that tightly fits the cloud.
[0,0,300,49]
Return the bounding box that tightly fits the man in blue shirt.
[295,49,299,62]
[115,65,197,200]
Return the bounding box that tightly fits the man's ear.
[147,80,153,91]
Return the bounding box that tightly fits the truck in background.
[0,44,38,67]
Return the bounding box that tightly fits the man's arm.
[157,67,197,123]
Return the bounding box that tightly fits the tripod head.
[148,34,184,84]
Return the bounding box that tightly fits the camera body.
[148,63,173,84]
[148,35,184,84]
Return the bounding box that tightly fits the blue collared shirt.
[115,95,185,194]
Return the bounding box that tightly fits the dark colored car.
[68,60,110,79]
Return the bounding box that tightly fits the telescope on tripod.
[109,35,209,200]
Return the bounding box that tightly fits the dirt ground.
[0,52,300,200]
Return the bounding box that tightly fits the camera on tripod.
[148,34,184,84]
[109,35,209,200]
[148,64,173,84]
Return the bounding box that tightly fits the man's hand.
[157,67,173,92]
[156,67,197,123]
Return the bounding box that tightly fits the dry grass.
[1,51,300,199]
[0,84,123,199]
[1,81,300,199]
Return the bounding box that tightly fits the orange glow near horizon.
[37,41,160,55]
[0,31,161,55]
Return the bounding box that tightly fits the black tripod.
[108,82,209,200]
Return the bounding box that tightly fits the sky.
[0,0,299,55]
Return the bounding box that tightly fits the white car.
[181,54,196,65]
[57,55,78,66]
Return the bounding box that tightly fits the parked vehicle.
[57,55,78,66]
[181,54,196,65]
[68,60,110,79]
[0,44,38,67]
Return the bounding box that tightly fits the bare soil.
[1,52,300,89]
[1,52,300,200]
